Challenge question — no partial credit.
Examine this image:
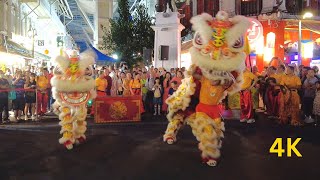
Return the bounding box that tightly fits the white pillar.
[151,12,185,69]
[192,0,197,16]
[7,0,12,38]
[298,20,302,66]
[15,1,21,35]
[94,0,113,51]
[0,0,4,32]
[220,0,235,13]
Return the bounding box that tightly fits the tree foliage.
[100,0,154,66]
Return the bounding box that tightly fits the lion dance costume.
[51,51,96,150]
[163,11,250,166]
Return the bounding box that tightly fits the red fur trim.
[165,137,174,142]
[195,66,203,75]
[64,140,73,146]
[231,71,238,80]
[77,137,86,144]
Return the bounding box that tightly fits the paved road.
[0,113,319,180]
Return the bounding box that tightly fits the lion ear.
[225,15,250,46]
[79,50,96,71]
[190,13,213,45]
[53,52,69,72]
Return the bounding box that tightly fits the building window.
[240,0,262,16]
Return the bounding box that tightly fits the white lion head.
[189,11,250,75]
[51,50,97,106]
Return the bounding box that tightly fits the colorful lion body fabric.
[51,51,96,150]
[163,11,250,166]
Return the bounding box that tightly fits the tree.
[100,0,154,66]
[132,5,155,54]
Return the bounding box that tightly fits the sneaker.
[304,117,315,123]
[2,119,9,124]
[240,119,247,123]
[24,115,28,121]
[247,119,255,123]
[11,117,18,123]
[31,115,36,121]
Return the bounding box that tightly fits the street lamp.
[112,54,118,59]
[298,12,313,65]
[28,25,38,58]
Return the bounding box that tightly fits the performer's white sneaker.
[240,119,247,123]
[167,139,174,144]
[206,160,217,167]
[247,119,255,123]
[304,116,314,123]
[165,137,174,145]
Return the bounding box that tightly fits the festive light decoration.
[264,32,276,62]
[302,41,314,59]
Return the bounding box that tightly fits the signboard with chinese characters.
[246,18,264,54]
[57,36,64,47]
[38,40,44,46]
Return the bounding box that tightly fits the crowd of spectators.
[92,62,185,116]
[0,66,53,123]
[1,57,320,126]
[246,57,320,125]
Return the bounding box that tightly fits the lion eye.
[85,67,93,76]
[194,32,203,45]
[54,67,62,75]
[232,38,244,48]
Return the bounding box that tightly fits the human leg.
[3,98,9,121]
[163,113,186,144]
[37,92,43,115]
[303,97,313,117]
[290,91,302,126]
[278,91,290,124]
[58,106,75,149]
[41,92,48,114]
[24,103,30,120]
[73,105,88,144]
[153,104,158,115]
[188,113,225,166]
[240,90,254,121]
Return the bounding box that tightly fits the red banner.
[94,96,141,123]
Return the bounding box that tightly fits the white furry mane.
[226,15,251,50]
[190,13,213,45]
[53,53,69,72]
[79,50,96,71]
